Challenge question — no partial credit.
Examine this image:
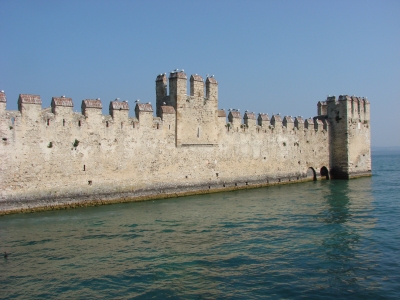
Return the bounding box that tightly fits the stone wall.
[0,73,371,214]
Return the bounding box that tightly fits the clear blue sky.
[1,0,399,147]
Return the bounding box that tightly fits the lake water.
[1,152,399,299]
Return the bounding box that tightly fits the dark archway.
[320,166,329,180]
[306,167,317,181]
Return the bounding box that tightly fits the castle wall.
[0,74,371,214]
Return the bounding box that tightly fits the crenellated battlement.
[321,94,370,123]
[282,116,294,130]
[0,91,6,103]
[0,72,371,214]
[52,97,73,115]
[190,74,204,98]
[18,94,42,105]
[0,83,365,144]
[0,91,331,141]
[17,94,42,118]
[222,110,328,135]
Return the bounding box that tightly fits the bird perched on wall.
[135,99,140,103]
[4,252,8,259]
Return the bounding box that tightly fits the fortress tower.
[156,71,218,146]
[318,95,371,179]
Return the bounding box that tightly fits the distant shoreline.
[372,146,400,153]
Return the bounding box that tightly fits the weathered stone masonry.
[0,71,371,214]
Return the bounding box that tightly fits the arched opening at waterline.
[320,166,329,180]
[307,167,317,181]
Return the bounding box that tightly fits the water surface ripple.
[1,152,399,299]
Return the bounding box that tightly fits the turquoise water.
[1,152,399,299]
